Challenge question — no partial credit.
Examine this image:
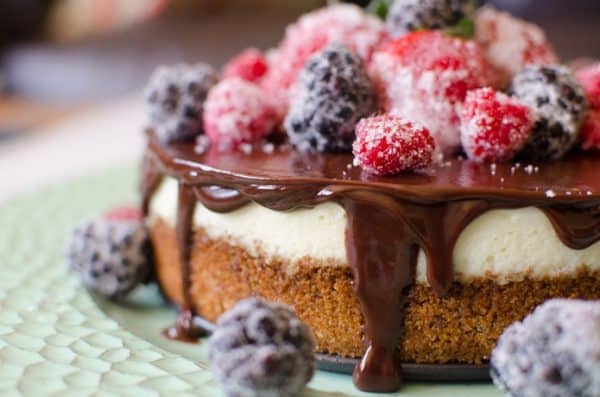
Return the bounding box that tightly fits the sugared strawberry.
[222,48,269,83]
[582,109,600,151]
[105,206,142,221]
[369,31,494,156]
[576,62,600,109]
[460,88,534,163]
[204,77,279,149]
[475,6,558,84]
[353,114,435,175]
[261,4,388,112]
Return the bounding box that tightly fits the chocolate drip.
[159,183,211,341]
[141,153,162,216]
[142,133,600,392]
[176,183,196,310]
[543,203,600,249]
[343,198,416,391]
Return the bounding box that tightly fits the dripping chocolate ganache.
[142,131,600,392]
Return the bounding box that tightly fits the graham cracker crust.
[149,218,600,364]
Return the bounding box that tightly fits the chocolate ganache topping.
[141,132,600,392]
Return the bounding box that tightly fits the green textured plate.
[0,166,502,396]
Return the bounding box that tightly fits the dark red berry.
[222,48,269,83]
[460,88,534,163]
[105,206,142,221]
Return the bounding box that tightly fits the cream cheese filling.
[148,177,600,284]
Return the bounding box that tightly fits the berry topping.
[369,31,494,155]
[222,48,269,83]
[475,6,558,84]
[203,77,279,149]
[261,4,387,111]
[209,297,315,397]
[386,0,474,38]
[460,88,534,163]
[491,299,600,397]
[582,109,600,151]
[104,205,142,221]
[353,114,436,175]
[576,62,600,109]
[508,65,588,161]
[284,44,376,153]
[66,214,152,299]
[145,63,218,143]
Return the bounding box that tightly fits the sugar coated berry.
[386,0,474,38]
[582,109,600,151]
[104,205,142,221]
[460,88,533,163]
[209,297,315,397]
[261,4,387,112]
[353,114,435,175]
[284,44,376,153]
[509,65,587,161]
[576,62,600,109]
[145,63,218,143]
[66,213,152,299]
[369,31,494,156]
[475,6,558,84]
[204,77,279,149]
[491,299,600,397]
[222,48,269,83]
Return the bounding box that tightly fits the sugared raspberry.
[460,88,534,163]
[204,77,279,149]
[353,115,436,175]
[105,206,142,221]
[582,109,600,151]
[386,0,474,38]
[475,6,558,84]
[261,4,388,112]
[576,62,600,109]
[222,48,269,83]
[508,65,588,160]
[285,44,376,153]
[369,31,494,156]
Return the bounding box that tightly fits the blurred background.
[1,0,599,135]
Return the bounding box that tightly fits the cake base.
[149,218,600,365]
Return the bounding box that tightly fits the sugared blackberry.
[284,43,376,153]
[491,299,600,397]
[209,297,315,397]
[66,217,152,299]
[386,0,474,38]
[509,65,587,161]
[145,63,218,143]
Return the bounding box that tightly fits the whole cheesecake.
[141,131,600,385]
[135,2,600,393]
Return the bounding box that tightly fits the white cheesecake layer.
[149,177,600,283]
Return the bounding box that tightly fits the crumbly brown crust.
[149,218,600,364]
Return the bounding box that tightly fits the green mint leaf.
[367,0,394,20]
[444,18,475,39]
